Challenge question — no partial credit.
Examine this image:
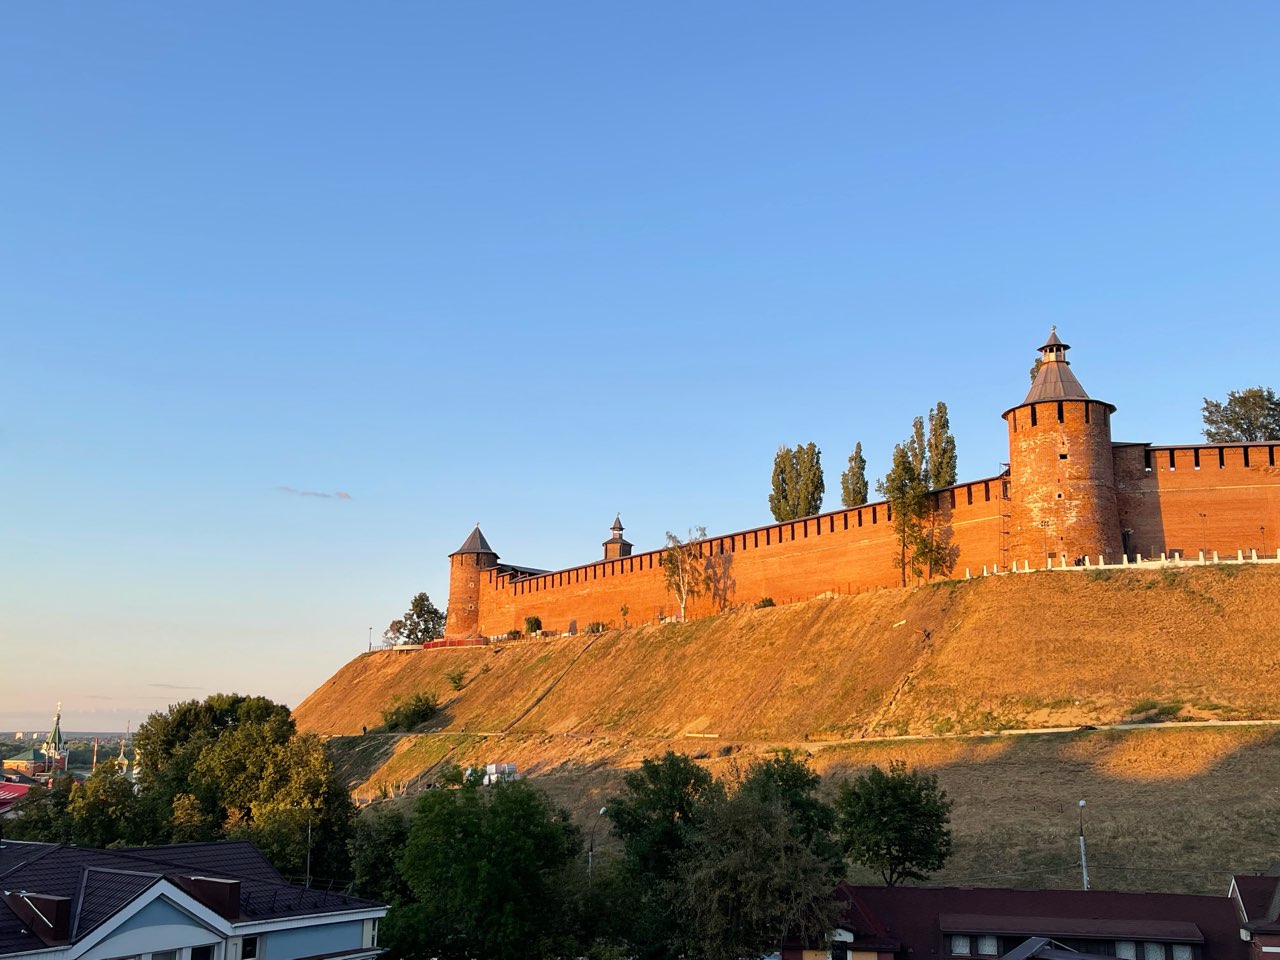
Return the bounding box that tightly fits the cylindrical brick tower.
[445,525,498,637]
[1002,329,1123,566]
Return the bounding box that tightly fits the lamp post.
[368,626,373,652]
[1039,520,1050,569]
[1078,799,1090,891]
[1262,526,1268,558]
[588,805,608,882]
[1199,513,1207,557]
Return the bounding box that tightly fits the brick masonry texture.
[445,338,1280,637]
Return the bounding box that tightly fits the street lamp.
[1199,513,1208,557]
[1039,520,1050,568]
[1078,800,1090,891]
[368,626,373,651]
[588,805,608,881]
[1262,526,1268,558]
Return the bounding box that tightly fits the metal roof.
[450,525,497,557]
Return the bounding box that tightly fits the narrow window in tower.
[1244,447,1251,467]
[1219,448,1226,468]
[1059,454,1068,460]
[984,482,991,502]
[871,506,878,524]
[858,510,863,527]
[1057,401,1064,422]
[1169,450,1176,470]
[753,531,759,548]
[843,513,848,530]
[1270,446,1277,468]
[967,486,973,505]
[1030,405,1038,427]
[950,489,956,508]
[802,522,808,539]
[1012,410,1017,432]
[1085,403,1091,424]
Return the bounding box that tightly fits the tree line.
[356,751,952,960]
[4,694,354,883]
[766,401,958,587]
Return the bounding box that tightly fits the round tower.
[445,525,499,637]
[1002,329,1123,566]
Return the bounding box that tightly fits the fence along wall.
[472,475,1010,636]
[1115,442,1280,559]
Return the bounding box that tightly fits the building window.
[1116,943,1137,960]
[951,935,972,955]
[242,938,259,960]
[1030,405,1038,427]
[153,952,178,960]
[1171,947,1191,960]
[977,936,998,955]
[1143,943,1165,960]
[191,947,215,960]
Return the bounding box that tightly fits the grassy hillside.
[296,564,1280,894]
[296,565,1280,740]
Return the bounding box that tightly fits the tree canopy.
[1201,387,1280,442]
[384,592,447,645]
[770,443,824,521]
[661,528,707,621]
[10,693,353,883]
[927,402,957,489]
[840,442,868,509]
[834,760,953,886]
[388,780,582,960]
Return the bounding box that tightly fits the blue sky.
[2,3,1278,731]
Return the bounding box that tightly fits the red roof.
[839,885,1245,960]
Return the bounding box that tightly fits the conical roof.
[1023,326,1090,404]
[450,525,498,557]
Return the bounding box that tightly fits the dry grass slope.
[296,565,1280,894]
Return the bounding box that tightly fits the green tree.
[876,442,930,587]
[834,760,953,886]
[608,752,721,960]
[737,752,840,867]
[675,789,842,960]
[1201,387,1280,442]
[384,592,447,645]
[5,775,75,844]
[388,780,582,960]
[840,442,868,509]
[926,402,957,490]
[350,808,414,905]
[661,528,707,621]
[66,764,143,848]
[769,443,824,521]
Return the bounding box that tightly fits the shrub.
[1086,569,1112,583]
[524,615,542,635]
[1155,701,1183,718]
[755,597,776,609]
[1130,698,1159,715]
[445,669,466,691]
[381,692,439,732]
[505,628,523,640]
[584,621,607,634]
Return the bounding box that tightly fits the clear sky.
[2,3,1278,732]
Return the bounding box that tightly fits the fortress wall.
[473,477,1010,635]
[1114,443,1280,558]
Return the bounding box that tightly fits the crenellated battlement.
[444,332,1280,638]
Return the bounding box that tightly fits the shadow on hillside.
[431,724,1280,897]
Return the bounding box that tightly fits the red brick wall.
[462,478,1011,637]
[1005,399,1123,564]
[1115,443,1280,558]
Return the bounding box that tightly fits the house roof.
[837,885,1245,960]
[0,840,384,956]
[1233,874,1280,933]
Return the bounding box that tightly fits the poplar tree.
[840,442,869,508]
[927,402,957,490]
[876,443,929,587]
[769,443,824,520]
